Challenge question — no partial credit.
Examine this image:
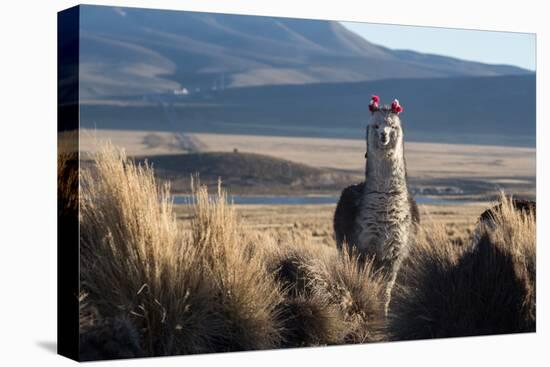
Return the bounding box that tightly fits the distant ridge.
[81,74,536,147]
[137,152,358,194]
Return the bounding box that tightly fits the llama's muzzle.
[379,132,390,146]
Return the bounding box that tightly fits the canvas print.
[57,4,536,361]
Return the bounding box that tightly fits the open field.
[80,129,535,178]
[72,145,535,359]
[78,129,205,157]
[190,133,536,179]
[80,129,536,199]
[174,202,490,247]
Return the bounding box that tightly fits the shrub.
[310,248,387,343]
[269,242,387,346]
[79,145,284,356]
[58,131,79,217]
[80,145,220,356]
[267,242,346,347]
[188,180,284,351]
[389,195,536,340]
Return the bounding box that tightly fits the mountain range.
[78,5,532,99]
[76,5,536,147]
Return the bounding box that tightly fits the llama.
[334,95,419,312]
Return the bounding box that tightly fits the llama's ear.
[391,98,403,114]
[369,95,380,113]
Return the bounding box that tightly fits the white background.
[0,0,547,365]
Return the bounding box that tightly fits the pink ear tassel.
[369,95,380,112]
[391,99,403,114]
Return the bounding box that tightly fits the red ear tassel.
[391,99,403,114]
[369,95,380,112]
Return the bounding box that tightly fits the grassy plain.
[174,201,490,247]
[80,129,536,179]
[81,128,534,245]
[73,145,535,358]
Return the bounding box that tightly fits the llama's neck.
[365,145,408,193]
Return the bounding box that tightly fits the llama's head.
[367,96,404,155]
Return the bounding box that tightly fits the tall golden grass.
[77,144,535,360]
[389,195,536,339]
[57,131,79,217]
[80,145,221,358]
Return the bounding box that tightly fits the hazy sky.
[341,22,536,71]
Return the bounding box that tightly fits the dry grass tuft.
[267,241,387,346]
[79,145,283,357]
[267,242,347,347]
[277,294,343,347]
[58,131,79,216]
[389,195,536,340]
[187,179,284,352]
[310,248,387,343]
[78,293,97,333]
[80,144,219,356]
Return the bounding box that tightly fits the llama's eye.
[374,124,379,129]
